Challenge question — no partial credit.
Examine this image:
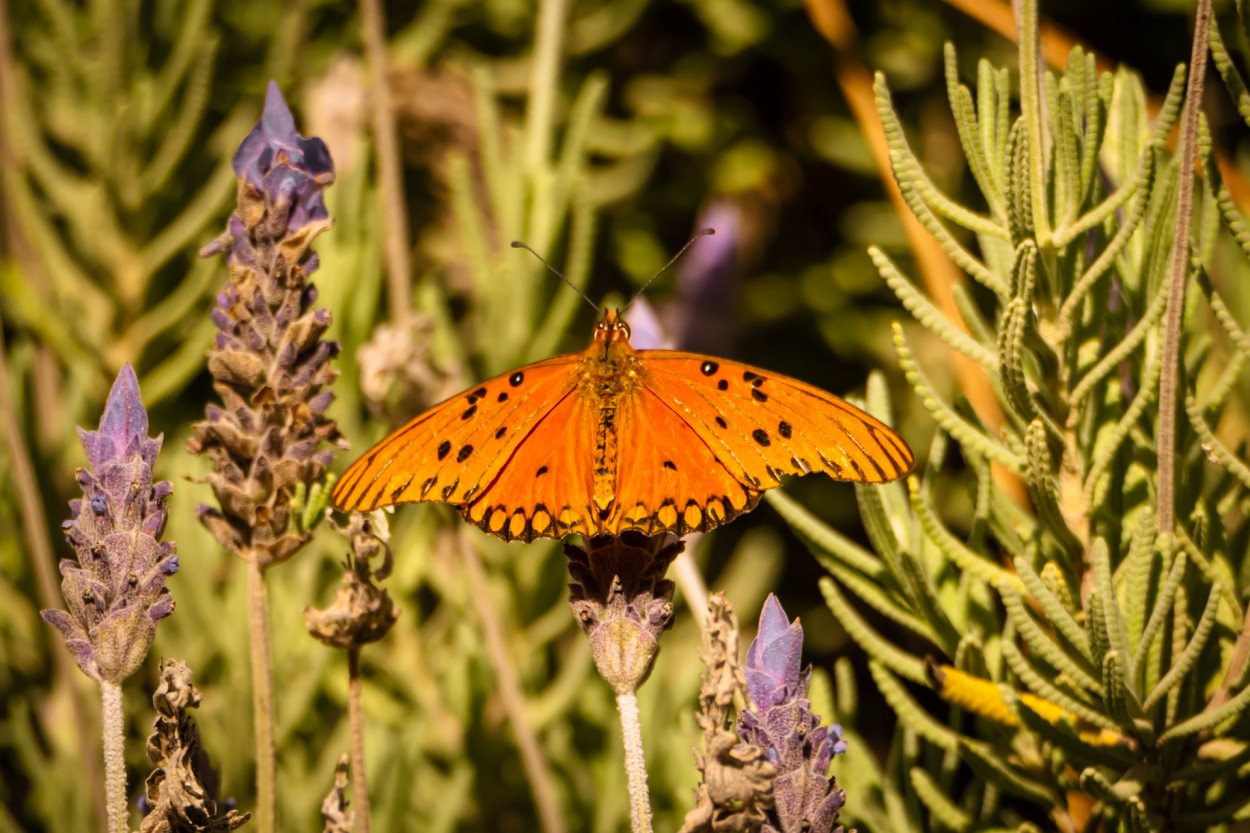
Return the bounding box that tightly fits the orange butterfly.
[332,309,914,543]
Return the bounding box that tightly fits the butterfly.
[332,308,914,542]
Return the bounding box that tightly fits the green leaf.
[871,247,999,371]
[820,578,927,683]
[910,766,973,832]
[1142,586,1222,712]
[893,324,1024,471]
[1014,557,1090,659]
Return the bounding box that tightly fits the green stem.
[616,692,653,833]
[359,0,413,324]
[100,680,127,833]
[524,0,568,173]
[247,556,277,833]
[1157,0,1212,538]
[348,647,371,833]
[1016,0,1051,245]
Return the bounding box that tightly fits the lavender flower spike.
[190,81,342,567]
[740,594,848,833]
[42,364,177,684]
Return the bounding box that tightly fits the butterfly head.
[594,309,633,345]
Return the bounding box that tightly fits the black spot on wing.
[752,428,770,447]
[437,441,452,460]
[390,476,413,502]
[717,379,729,391]
[701,361,719,376]
[457,444,473,463]
[715,416,728,429]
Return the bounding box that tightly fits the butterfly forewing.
[332,355,580,512]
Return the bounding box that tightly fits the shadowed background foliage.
[2,0,1248,831]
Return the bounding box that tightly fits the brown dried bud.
[305,512,398,648]
[320,755,353,833]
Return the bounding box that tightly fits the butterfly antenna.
[622,227,715,312]
[510,241,599,313]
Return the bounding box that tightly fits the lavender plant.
[41,364,177,833]
[189,81,340,833]
[764,0,1250,828]
[566,532,683,833]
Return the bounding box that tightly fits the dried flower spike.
[140,660,250,832]
[740,594,847,833]
[189,81,342,567]
[42,363,177,684]
[679,593,775,833]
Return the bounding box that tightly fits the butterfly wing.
[459,391,598,541]
[331,354,581,513]
[595,350,912,536]
[602,385,760,536]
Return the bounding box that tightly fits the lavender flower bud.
[190,82,343,568]
[565,532,683,694]
[740,595,848,833]
[41,364,177,684]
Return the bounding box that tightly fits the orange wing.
[459,392,597,541]
[589,350,913,537]
[331,354,580,513]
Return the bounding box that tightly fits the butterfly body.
[332,309,913,542]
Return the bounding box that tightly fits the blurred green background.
[0,0,1238,830]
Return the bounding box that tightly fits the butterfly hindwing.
[332,355,581,512]
[460,392,598,541]
[637,351,914,491]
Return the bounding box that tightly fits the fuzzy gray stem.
[359,0,413,323]
[1157,0,1212,538]
[100,680,127,833]
[247,556,278,833]
[616,692,653,833]
[348,647,372,833]
[459,533,566,833]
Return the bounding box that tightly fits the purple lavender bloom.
[42,365,176,684]
[232,82,334,234]
[191,82,341,566]
[740,594,848,833]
